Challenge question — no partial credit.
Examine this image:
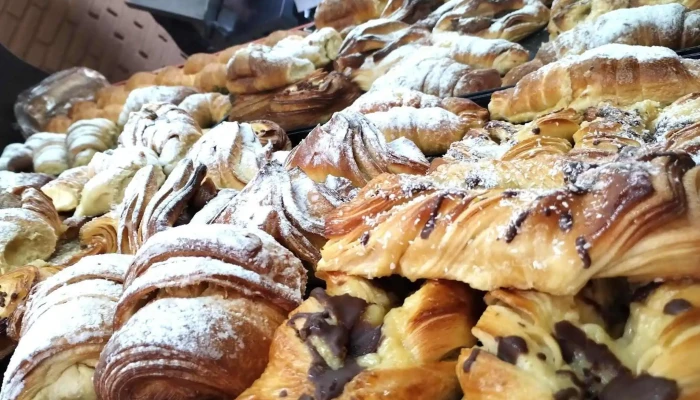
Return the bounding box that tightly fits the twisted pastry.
[228,70,362,131]
[433,0,550,42]
[0,144,33,172]
[226,28,342,94]
[315,0,387,31]
[187,121,265,189]
[116,86,198,126]
[381,0,445,23]
[75,147,160,217]
[489,44,700,123]
[117,165,166,255]
[371,49,502,98]
[65,118,119,167]
[286,111,430,187]
[319,152,700,295]
[0,254,131,400]
[239,274,477,400]
[0,266,41,359]
[178,92,231,128]
[41,166,91,212]
[94,224,307,400]
[249,120,292,151]
[457,281,700,400]
[119,103,202,174]
[431,31,530,75]
[24,133,69,176]
[79,212,119,256]
[192,161,349,265]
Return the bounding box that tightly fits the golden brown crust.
[117,165,166,255]
[178,93,232,128]
[315,0,387,31]
[248,120,292,151]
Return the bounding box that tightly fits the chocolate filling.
[496,336,528,365]
[462,349,481,373]
[420,194,446,239]
[631,282,662,303]
[503,210,530,243]
[599,373,679,400]
[553,388,581,400]
[359,232,370,246]
[663,299,693,316]
[575,236,591,269]
[289,288,383,400]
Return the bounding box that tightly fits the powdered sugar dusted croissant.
[119,103,202,174]
[315,0,387,31]
[66,118,119,167]
[431,32,530,75]
[187,121,265,189]
[117,86,198,126]
[457,281,700,400]
[75,147,160,217]
[192,161,349,265]
[178,92,232,128]
[25,133,69,176]
[238,274,477,400]
[286,111,430,187]
[0,172,53,193]
[0,254,131,400]
[249,120,292,151]
[0,144,33,172]
[94,224,307,400]
[381,0,445,24]
[80,212,119,256]
[40,166,91,212]
[117,165,166,255]
[319,152,700,295]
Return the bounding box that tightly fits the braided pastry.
[286,111,430,187]
[119,103,203,174]
[0,254,131,400]
[75,148,160,217]
[319,151,700,295]
[41,166,91,212]
[457,281,700,400]
[315,0,387,31]
[24,133,69,176]
[117,165,166,255]
[187,121,265,189]
[66,118,119,167]
[178,92,231,128]
[226,28,342,94]
[489,44,700,123]
[94,224,307,400]
[239,274,477,400]
[229,70,361,131]
[0,144,33,172]
[116,86,198,126]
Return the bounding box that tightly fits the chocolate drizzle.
[663,299,693,316]
[575,236,591,269]
[503,210,530,243]
[288,288,383,400]
[496,336,528,365]
[462,349,481,373]
[420,194,446,240]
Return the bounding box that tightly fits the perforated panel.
[0,0,187,82]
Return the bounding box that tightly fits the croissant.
[79,212,119,256]
[654,93,700,139]
[431,32,530,75]
[239,274,477,400]
[228,70,362,131]
[68,100,104,121]
[187,121,265,189]
[117,165,166,255]
[319,151,700,295]
[381,0,446,24]
[66,118,119,167]
[286,111,430,187]
[43,115,73,134]
[0,144,33,172]
[192,161,349,265]
[315,0,387,31]
[489,44,700,123]
[119,103,202,174]
[178,92,231,128]
[0,266,42,359]
[154,66,190,87]
[74,147,160,217]
[96,85,129,108]
[116,86,198,126]
[350,43,430,91]
[41,166,91,212]
[248,120,292,151]
[0,254,131,400]
[0,172,53,193]
[183,53,218,75]
[371,49,502,98]
[24,133,69,176]
[191,63,228,93]
[457,281,700,400]
[94,224,307,400]
[0,188,60,270]
[124,71,157,91]
[433,0,550,42]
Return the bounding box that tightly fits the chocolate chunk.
[298,394,313,400]
[497,336,528,365]
[502,190,519,198]
[532,127,541,135]
[9,293,17,301]
[575,236,591,269]
[503,210,530,243]
[308,359,363,400]
[359,232,370,246]
[278,389,287,397]
[537,353,547,361]
[462,349,480,373]
[558,211,573,232]
[420,194,446,240]
[663,299,693,316]
[600,373,679,400]
[631,282,662,303]
[554,388,581,400]
[349,322,382,357]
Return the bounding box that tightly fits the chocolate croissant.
[457,281,700,400]
[319,151,700,295]
[238,274,477,400]
[0,254,132,400]
[94,224,307,400]
[286,111,430,187]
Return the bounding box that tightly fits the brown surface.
[0,0,186,82]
